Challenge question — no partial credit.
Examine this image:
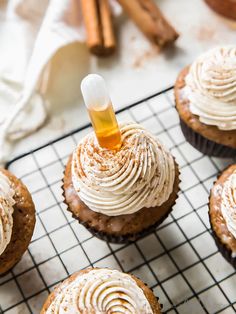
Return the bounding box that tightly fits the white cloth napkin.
[0,0,121,164]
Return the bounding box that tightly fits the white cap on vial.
[81,74,111,110]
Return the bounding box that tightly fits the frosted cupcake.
[209,164,236,268]
[41,268,162,313]
[0,169,35,275]
[63,75,180,243]
[175,46,236,157]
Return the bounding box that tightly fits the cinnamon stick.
[81,0,101,54]
[99,0,116,55]
[81,0,116,56]
[116,0,179,47]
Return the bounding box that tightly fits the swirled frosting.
[0,172,15,255]
[221,171,236,238]
[184,46,236,130]
[72,122,175,216]
[45,268,154,314]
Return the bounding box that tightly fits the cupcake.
[63,122,179,243]
[63,74,179,243]
[175,46,236,157]
[205,0,236,20]
[209,164,236,268]
[0,168,35,275]
[41,267,162,313]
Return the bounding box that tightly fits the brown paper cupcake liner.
[62,163,180,244]
[78,202,176,244]
[62,184,178,244]
[208,166,236,269]
[180,119,236,158]
[209,220,236,269]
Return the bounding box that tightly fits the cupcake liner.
[0,169,35,276]
[0,257,22,278]
[208,166,236,269]
[62,183,177,244]
[149,288,163,312]
[209,218,236,269]
[180,119,236,158]
[79,202,176,244]
[62,161,180,244]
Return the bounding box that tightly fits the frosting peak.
[45,269,154,314]
[72,123,175,216]
[185,46,236,130]
[0,172,15,255]
[221,170,236,239]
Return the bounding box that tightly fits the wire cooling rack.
[0,87,235,314]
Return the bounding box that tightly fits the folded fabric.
[0,0,121,164]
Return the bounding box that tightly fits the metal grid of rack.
[1,87,235,314]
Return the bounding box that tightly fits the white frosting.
[0,172,15,255]
[184,46,236,130]
[72,122,175,216]
[45,268,154,314]
[221,171,236,238]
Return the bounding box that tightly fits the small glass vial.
[81,74,121,150]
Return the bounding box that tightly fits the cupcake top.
[221,170,236,238]
[0,172,15,255]
[184,46,236,130]
[72,122,175,216]
[44,268,156,314]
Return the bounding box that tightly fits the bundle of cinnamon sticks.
[81,0,179,57]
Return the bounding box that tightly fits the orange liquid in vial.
[88,103,121,150]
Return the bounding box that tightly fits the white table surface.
[10,0,236,160]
